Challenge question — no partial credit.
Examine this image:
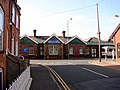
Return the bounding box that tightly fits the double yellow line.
[46,66,70,90]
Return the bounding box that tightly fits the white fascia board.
[43,33,64,44]
[20,34,38,44]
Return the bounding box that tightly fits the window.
[49,45,58,55]
[12,4,15,23]
[0,6,4,50]
[16,14,18,28]
[69,47,73,55]
[0,68,3,90]
[11,34,14,55]
[16,39,18,56]
[118,44,120,58]
[29,46,34,55]
[80,47,84,54]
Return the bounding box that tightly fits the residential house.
[0,0,21,89]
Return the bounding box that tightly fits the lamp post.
[96,3,101,62]
[67,18,72,59]
[115,15,120,18]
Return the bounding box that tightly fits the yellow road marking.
[46,66,70,90]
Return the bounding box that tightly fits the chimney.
[62,31,66,38]
[33,29,37,37]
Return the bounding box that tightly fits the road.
[30,59,120,90]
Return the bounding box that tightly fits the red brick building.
[0,0,21,89]
[20,30,114,60]
[109,23,120,62]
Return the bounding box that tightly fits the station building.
[109,23,120,62]
[20,30,114,60]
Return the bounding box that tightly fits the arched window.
[0,6,4,50]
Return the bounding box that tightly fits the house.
[0,0,21,89]
[20,30,114,60]
[109,23,120,62]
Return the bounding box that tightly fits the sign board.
[21,48,28,52]
[48,40,60,44]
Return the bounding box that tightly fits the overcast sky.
[18,0,120,40]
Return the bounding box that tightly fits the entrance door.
[92,48,96,57]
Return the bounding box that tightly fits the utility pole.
[96,3,101,62]
[67,18,72,59]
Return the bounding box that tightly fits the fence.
[6,66,32,90]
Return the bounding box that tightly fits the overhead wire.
[41,0,103,17]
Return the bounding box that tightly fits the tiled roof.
[21,34,114,46]
[87,41,114,46]
[30,36,45,43]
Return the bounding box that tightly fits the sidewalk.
[89,59,120,71]
[30,65,59,90]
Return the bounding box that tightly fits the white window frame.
[16,40,18,56]
[80,47,84,54]
[29,46,34,55]
[69,47,73,55]
[6,30,8,54]
[49,45,58,55]
[16,14,18,28]
[0,6,4,51]
[11,37,14,55]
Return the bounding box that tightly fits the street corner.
[88,59,120,71]
[88,60,105,66]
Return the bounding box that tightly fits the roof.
[20,34,38,44]
[65,35,86,45]
[29,36,44,43]
[109,23,120,40]
[43,33,65,44]
[87,42,114,46]
[20,34,114,46]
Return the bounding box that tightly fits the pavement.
[29,59,120,90]
[89,59,120,71]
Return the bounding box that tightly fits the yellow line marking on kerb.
[46,66,70,90]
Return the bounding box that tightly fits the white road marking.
[82,67,109,78]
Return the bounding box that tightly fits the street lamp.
[96,3,101,62]
[115,15,120,18]
[67,18,72,59]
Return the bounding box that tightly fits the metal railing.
[6,66,32,90]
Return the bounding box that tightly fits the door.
[92,48,96,57]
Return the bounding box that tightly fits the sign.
[48,40,60,44]
[21,48,28,52]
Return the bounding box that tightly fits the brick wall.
[0,0,21,89]
[20,44,37,59]
[114,28,120,62]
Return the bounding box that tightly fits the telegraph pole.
[67,18,72,59]
[96,3,101,62]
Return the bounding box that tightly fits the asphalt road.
[49,62,120,90]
